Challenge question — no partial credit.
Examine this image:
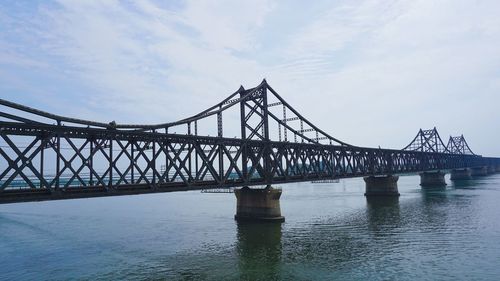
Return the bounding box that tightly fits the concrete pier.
[470,166,488,177]
[363,175,400,196]
[450,168,472,181]
[487,166,496,174]
[234,186,285,222]
[419,171,446,187]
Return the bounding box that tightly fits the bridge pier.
[496,165,500,173]
[450,168,472,181]
[234,186,285,222]
[419,171,446,187]
[487,166,496,174]
[363,175,400,196]
[470,166,488,177]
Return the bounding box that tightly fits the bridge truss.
[446,135,475,155]
[403,127,449,153]
[0,80,498,203]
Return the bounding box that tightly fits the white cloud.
[268,0,500,154]
[182,0,275,51]
[1,0,500,154]
[28,0,275,124]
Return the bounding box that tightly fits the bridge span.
[1,80,499,220]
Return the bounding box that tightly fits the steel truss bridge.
[0,80,499,203]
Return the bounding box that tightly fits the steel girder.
[446,135,475,155]
[0,121,493,203]
[1,80,499,204]
[403,127,449,153]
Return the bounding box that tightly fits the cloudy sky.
[1,0,499,155]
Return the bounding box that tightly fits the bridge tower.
[447,135,475,180]
[235,80,284,222]
[403,127,449,187]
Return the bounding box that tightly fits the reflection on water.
[237,222,282,280]
[1,175,500,280]
[450,179,478,189]
[366,196,401,234]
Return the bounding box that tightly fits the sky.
[0,0,499,155]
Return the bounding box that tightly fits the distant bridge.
[0,80,499,204]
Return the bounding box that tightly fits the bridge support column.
[450,168,472,181]
[487,166,496,174]
[234,186,285,222]
[363,175,400,196]
[470,166,488,177]
[496,165,500,173]
[419,171,446,187]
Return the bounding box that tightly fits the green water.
[1,174,500,280]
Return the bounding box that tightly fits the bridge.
[1,80,499,221]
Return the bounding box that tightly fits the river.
[1,174,500,280]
